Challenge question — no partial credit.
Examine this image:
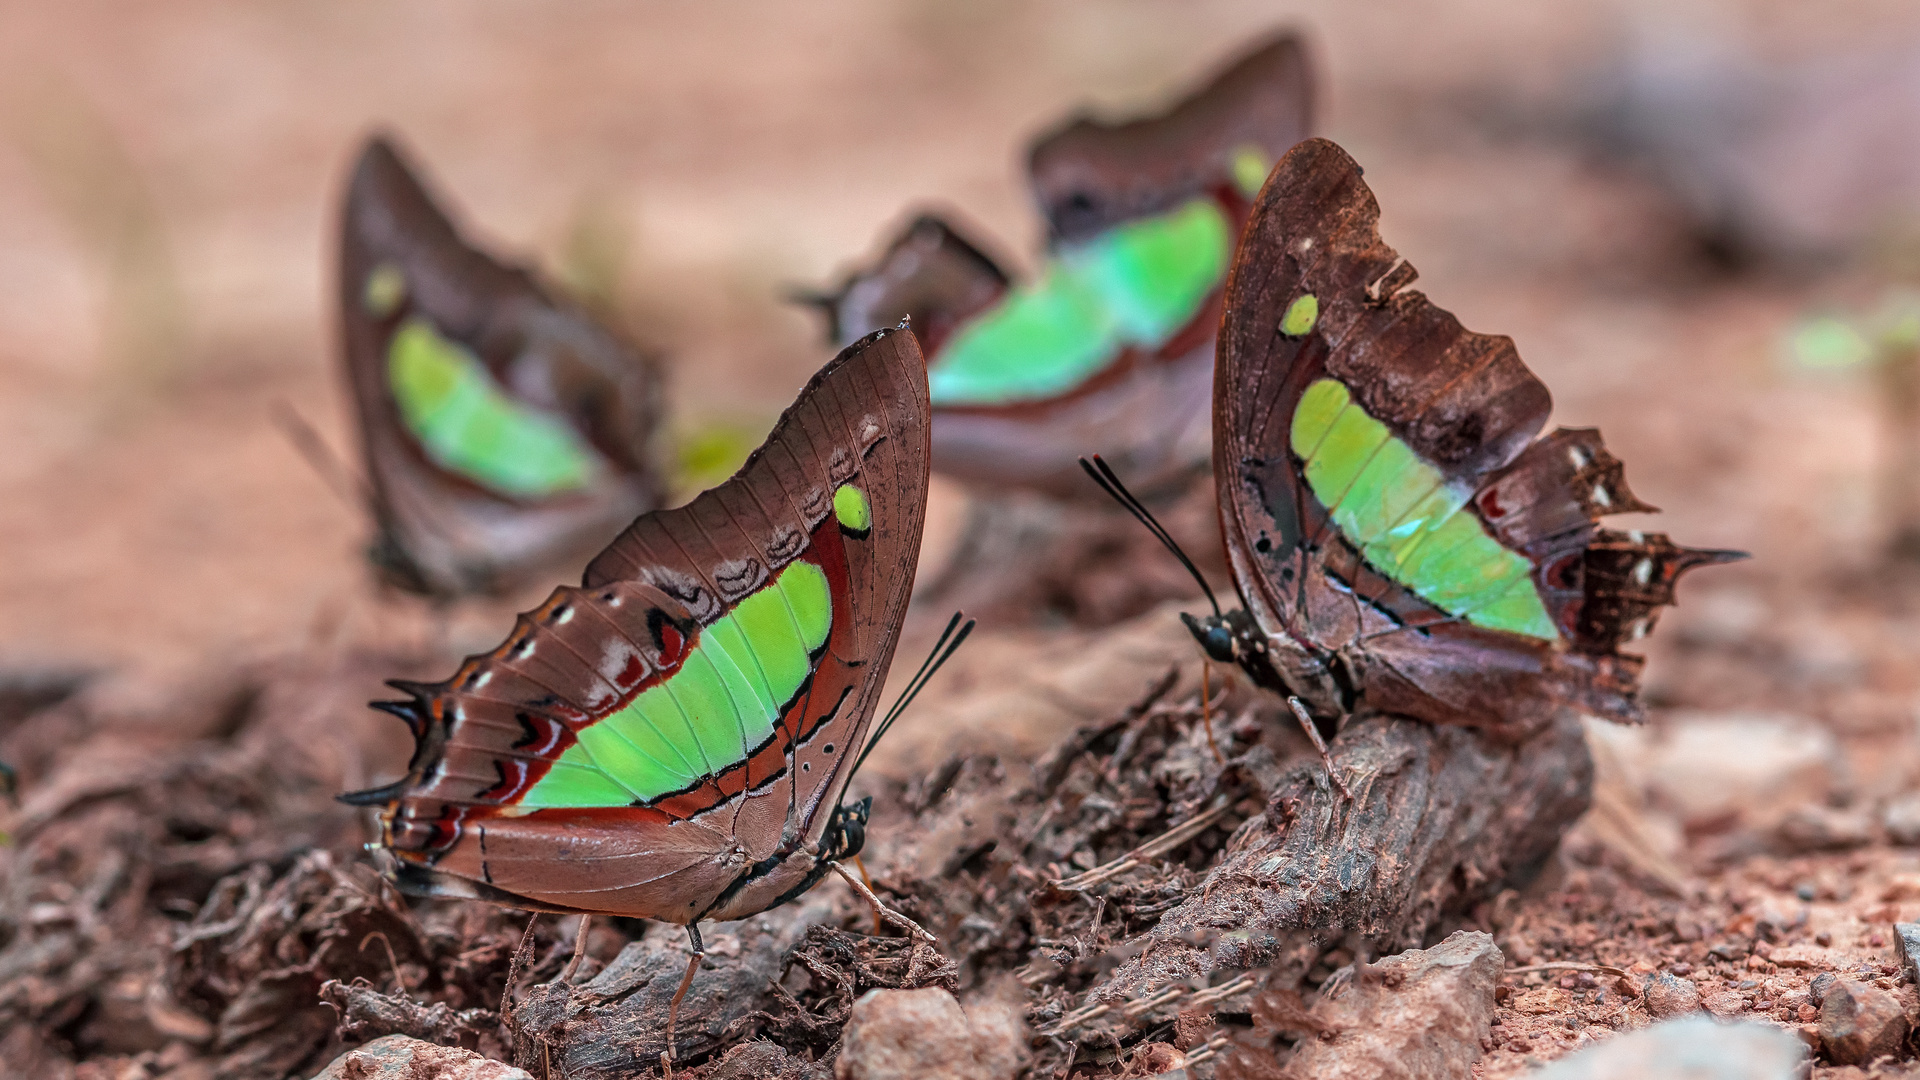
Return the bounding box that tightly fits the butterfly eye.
[1181,612,1238,663]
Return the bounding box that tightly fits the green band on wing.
[387,316,601,499]
[928,198,1231,406]
[833,483,870,533]
[519,560,834,808]
[1290,379,1557,640]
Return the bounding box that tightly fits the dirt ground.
[7,1,1920,1078]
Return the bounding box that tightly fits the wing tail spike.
[370,698,430,738]
[337,779,409,807]
[385,678,438,700]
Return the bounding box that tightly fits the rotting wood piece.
[1077,710,1592,1007]
[506,896,833,1078]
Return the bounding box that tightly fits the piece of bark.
[507,896,834,1078]
[1081,710,1591,1004]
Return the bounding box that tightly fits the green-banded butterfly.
[342,324,928,940]
[1175,138,1744,741]
[339,136,665,598]
[810,31,1314,498]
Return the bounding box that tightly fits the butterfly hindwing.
[339,136,665,597]
[1216,139,1741,735]
[357,327,930,923]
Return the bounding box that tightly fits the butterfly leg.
[851,855,883,935]
[830,861,936,944]
[558,914,591,984]
[1200,660,1225,765]
[1286,697,1351,800]
[661,922,704,1073]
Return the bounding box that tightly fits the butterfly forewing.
[358,327,930,922]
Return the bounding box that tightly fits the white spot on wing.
[1632,558,1653,585]
[1568,446,1589,469]
[1592,485,1612,508]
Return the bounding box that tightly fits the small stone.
[1775,805,1873,853]
[836,988,1023,1080]
[1815,932,1833,947]
[1645,712,1838,826]
[1764,945,1828,970]
[1281,930,1503,1079]
[1817,978,1909,1065]
[1644,973,1703,1019]
[1701,987,1747,1017]
[1670,963,1693,977]
[1896,923,1920,985]
[1808,973,1836,1005]
[307,1036,530,1080]
[1530,1017,1807,1079]
[1884,793,1920,845]
[1513,986,1572,1015]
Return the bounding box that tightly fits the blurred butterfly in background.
[808,31,1315,499]
[1098,138,1745,760]
[337,136,666,598]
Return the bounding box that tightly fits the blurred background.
[0,0,1917,700]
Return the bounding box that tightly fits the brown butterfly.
[809,31,1316,498]
[339,136,666,598]
[343,325,939,1056]
[1120,138,1745,753]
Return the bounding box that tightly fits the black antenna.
[848,611,975,783]
[1078,455,1221,617]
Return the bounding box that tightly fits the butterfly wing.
[339,136,665,597]
[350,326,930,923]
[812,214,1011,358]
[1215,138,1741,735]
[1028,30,1315,244]
[808,36,1313,499]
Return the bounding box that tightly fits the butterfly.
[1101,137,1744,747]
[809,31,1315,498]
[341,325,937,1049]
[338,136,666,598]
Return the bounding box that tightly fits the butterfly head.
[821,795,873,863]
[1181,610,1238,663]
[1180,606,1266,664]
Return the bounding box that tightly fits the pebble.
[1808,972,1836,1006]
[1643,972,1702,1019]
[1896,922,1920,985]
[1817,978,1909,1065]
[307,1036,531,1080]
[1281,930,1503,1079]
[1884,793,1920,845]
[835,988,1026,1080]
[1529,1017,1806,1079]
[1774,804,1873,853]
[1642,711,1838,825]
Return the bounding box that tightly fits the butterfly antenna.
[271,399,372,512]
[848,611,975,783]
[1078,455,1222,617]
